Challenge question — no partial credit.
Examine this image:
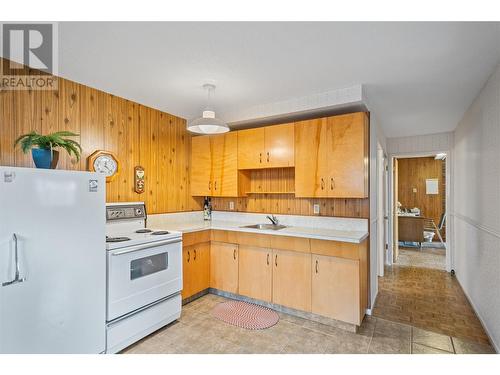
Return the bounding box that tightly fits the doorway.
[392,154,447,270]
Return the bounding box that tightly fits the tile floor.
[396,246,446,270]
[122,294,495,354]
[373,265,493,347]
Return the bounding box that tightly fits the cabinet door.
[272,249,311,311]
[182,245,194,299]
[294,118,329,197]
[237,128,265,169]
[190,135,213,196]
[311,254,361,325]
[238,246,272,302]
[210,242,238,293]
[211,132,238,197]
[327,113,368,198]
[264,123,295,168]
[191,242,210,295]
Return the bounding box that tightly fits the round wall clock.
[87,150,120,183]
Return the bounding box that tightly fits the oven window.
[130,252,168,280]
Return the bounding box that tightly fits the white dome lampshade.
[187,84,229,134]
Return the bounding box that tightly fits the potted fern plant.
[14,131,82,169]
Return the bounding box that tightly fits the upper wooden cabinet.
[191,132,247,197]
[191,135,213,196]
[238,123,295,169]
[295,112,369,198]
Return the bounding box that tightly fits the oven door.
[107,238,182,321]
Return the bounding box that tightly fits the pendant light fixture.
[187,83,229,134]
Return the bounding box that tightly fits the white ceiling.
[56,22,500,138]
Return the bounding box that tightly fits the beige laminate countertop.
[164,220,368,244]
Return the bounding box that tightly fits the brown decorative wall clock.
[87,150,120,183]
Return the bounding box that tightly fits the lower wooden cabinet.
[182,242,210,300]
[272,249,311,312]
[311,254,361,325]
[182,231,368,327]
[238,245,272,302]
[210,241,239,293]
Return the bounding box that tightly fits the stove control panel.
[106,203,146,222]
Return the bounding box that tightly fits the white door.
[0,167,106,353]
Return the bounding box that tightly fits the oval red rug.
[212,300,280,330]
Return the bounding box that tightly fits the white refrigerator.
[0,167,106,353]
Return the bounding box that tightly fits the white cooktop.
[106,229,182,250]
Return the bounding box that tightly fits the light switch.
[313,204,320,214]
[229,201,235,210]
[413,188,417,193]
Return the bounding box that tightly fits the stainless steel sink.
[241,223,287,231]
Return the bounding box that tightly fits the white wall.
[453,63,500,352]
[387,132,453,155]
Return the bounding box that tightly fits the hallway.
[373,266,493,351]
[395,246,446,270]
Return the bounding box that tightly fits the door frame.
[376,144,388,276]
[387,151,452,272]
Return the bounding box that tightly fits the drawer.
[310,239,364,260]
[106,294,181,354]
[183,230,211,247]
[211,230,271,248]
[270,235,310,253]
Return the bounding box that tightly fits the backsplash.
[211,196,369,218]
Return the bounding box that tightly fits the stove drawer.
[106,294,181,354]
[107,238,182,321]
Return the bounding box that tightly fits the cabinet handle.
[233,249,237,260]
[208,181,211,191]
[267,151,270,162]
[259,152,262,163]
[187,250,190,263]
[194,249,197,261]
[214,181,217,191]
[330,177,335,190]
[320,178,325,190]
[267,253,270,265]
[315,259,319,274]
[275,254,278,267]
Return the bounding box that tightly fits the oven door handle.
[110,238,181,256]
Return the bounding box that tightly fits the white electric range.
[105,202,182,354]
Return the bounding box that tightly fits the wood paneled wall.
[212,167,369,218]
[0,58,202,214]
[0,58,368,219]
[397,157,445,237]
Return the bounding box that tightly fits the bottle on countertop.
[203,196,212,221]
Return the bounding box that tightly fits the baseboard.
[366,290,378,316]
[455,273,499,353]
[209,288,358,333]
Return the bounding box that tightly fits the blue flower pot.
[31,148,59,169]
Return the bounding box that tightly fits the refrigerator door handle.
[2,233,26,287]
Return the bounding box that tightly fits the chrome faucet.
[266,214,279,226]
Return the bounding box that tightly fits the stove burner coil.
[135,229,153,233]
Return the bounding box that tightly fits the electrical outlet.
[229,201,235,210]
[313,204,320,214]
[413,188,417,193]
